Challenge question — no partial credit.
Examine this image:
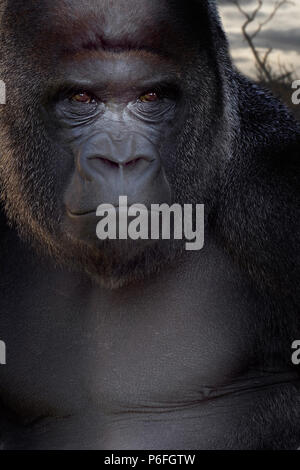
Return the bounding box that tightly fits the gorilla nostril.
[89,156,120,168]
[100,158,119,168]
[87,155,153,171]
[124,158,142,167]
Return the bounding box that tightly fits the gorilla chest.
[0,261,254,421]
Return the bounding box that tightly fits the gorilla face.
[55,53,178,244]
[0,0,228,287]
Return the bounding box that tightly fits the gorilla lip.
[67,208,96,217]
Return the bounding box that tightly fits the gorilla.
[0,0,299,450]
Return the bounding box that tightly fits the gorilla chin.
[63,233,185,290]
[60,209,186,290]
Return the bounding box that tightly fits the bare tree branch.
[232,0,295,83]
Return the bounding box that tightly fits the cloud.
[258,28,300,53]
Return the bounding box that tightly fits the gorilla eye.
[139,92,159,103]
[71,92,95,104]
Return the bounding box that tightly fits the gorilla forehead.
[5,0,211,59]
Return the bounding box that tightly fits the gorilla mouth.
[66,206,132,217]
[67,208,96,217]
[67,202,153,218]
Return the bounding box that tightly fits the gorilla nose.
[69,133,170,210]
[78,134,158,181]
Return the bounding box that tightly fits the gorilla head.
[0,0,237,287]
